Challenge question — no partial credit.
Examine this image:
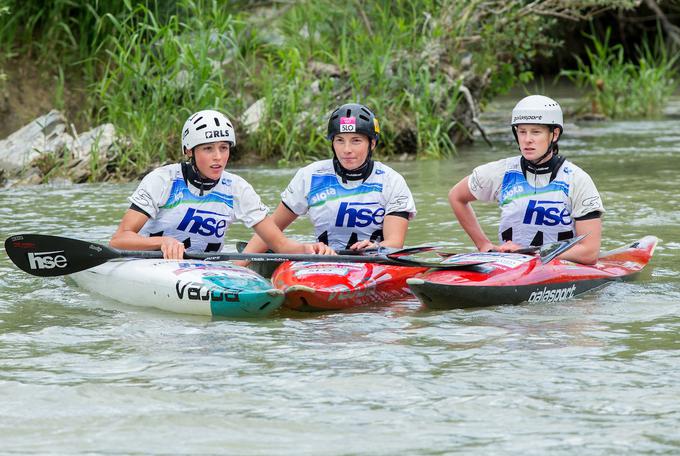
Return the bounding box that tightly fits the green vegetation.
[0,0,8,97]
[0,0,670,181]
[561,26,678,118]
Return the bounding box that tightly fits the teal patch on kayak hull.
[209,289,284,317]
[203,274,284,318]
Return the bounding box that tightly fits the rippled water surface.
[1,97,679,454]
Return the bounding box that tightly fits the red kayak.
[271,261,427,311]
[407,236,658,309]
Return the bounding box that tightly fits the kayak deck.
[272,261,426,311]
[407,236,658,310]
[70,259,284,318]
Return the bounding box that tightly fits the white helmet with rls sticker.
[182,109,236,153]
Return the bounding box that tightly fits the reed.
[2,0,654,180]
[0,0,9,88]
[560,26,678,118]
[92,1,250,175]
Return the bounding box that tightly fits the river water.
[1,96,679,455]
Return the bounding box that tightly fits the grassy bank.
[1,0,671,182]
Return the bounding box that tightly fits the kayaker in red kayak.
[110,109,333,260]
[242,103,417,254]
[448,95,604,264]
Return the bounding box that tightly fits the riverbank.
[0,0,677,185]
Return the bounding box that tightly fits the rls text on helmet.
[181,109,237,152]
[205,130,231,139]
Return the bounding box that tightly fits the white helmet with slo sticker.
[511,95,563,134]
[182,109,236,153]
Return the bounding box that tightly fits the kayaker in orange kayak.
[448,95,604,264]
[110,109,333,259]
[243,103,417,254]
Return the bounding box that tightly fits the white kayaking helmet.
[511,95,563,133]
[511,95,563,163]
[181,109,236,153]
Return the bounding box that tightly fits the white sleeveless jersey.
[469,156,604,247]
[129,164,269,253]
[281,159,416,250]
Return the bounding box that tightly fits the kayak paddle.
[4,234,483,277]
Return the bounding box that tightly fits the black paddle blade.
[4,234,119,277]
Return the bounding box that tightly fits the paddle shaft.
[115,248,398,264]
[5,234,447,278]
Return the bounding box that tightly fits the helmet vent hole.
[196,124,207,131]
[193,116,203,124]
[359,115,369,121]
[345,109,352,117]
[226,122,233,128]
[214,117,221,126]
[361,107,370,115]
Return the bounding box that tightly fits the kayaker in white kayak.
[242,103,417,254]
[110,109,334,260]
[448,95,604,264]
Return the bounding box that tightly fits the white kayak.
[70,259,284,318]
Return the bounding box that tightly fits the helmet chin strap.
[527,141,556,166]
[182,153,220,196]
[332,143,374,183]
[520,129,564,182]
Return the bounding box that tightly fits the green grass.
[89,0,476,174]
[1,0,666,181]
[0,0,8,92]
[560,25,678,119]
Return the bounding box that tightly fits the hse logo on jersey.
[177,208,228,237]
[523,200,572,226]
[27,250,68,270]
[335,202,385,228]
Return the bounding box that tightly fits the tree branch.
[459,84,493,149]
[644,0,680,47]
